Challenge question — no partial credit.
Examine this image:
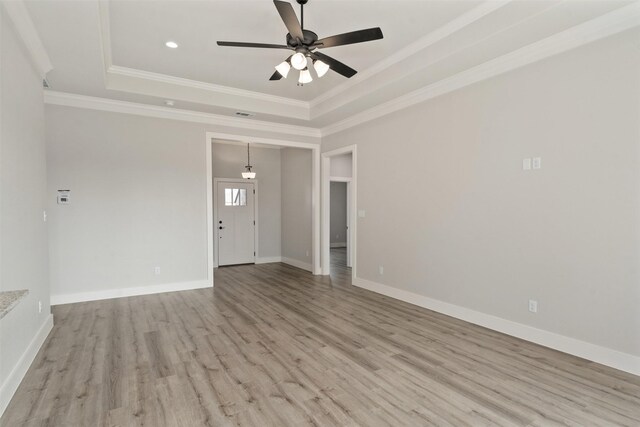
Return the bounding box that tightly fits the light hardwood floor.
[2,250,639,426]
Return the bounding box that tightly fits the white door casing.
[217,181,255,266]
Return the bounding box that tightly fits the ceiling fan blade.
[270,70,283,81]
[273,0,304,41]
[217,41,289,49]
[316,27,383,48]
[310,51,357,78]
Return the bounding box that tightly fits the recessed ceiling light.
[165,41,178,49]
[164,100,175,107]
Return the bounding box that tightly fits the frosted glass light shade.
[298,68,313,84]
[275,61,290,78]
[291,52,307,70]
[242,171,256,179]
[314,59,330,78]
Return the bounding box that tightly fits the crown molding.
[107,65,308,109]
[97,0,112,81]
[44,90,321,139]
[1,0,52,77]
[309,0,512,113]
[211,139,283,150]
[322,1,640,137]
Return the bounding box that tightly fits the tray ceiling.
[24,0,639,130]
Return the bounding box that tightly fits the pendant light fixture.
[242,143,256,179]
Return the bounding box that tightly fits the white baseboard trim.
[50,280,212,306]
[281,257,313,272]
[0,314,54,417]
[256,256,282,264]
[330,242,347,248]
[353,277,640,377]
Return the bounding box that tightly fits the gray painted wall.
[45,105,319,300]
[330,153,352,177]
[211,143,281,260]
[330,182,347,246]
[322,28,640,357]
[281,148,312,267]
[46,107,208,297]
[0,8,50,409]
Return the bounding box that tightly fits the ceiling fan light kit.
[298,68,313,85]
[275,60,291,78]
[291,52,308,70]
[313,59,330,78]
[217,0,384,85]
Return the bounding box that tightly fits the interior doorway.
[214,178,257,266]
[330,179,351,269]
[321,146,357,278]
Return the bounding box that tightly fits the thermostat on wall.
[57,190,70,205]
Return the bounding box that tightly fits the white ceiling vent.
[235,111,255,118]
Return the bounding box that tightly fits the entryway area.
[207,133,321,275]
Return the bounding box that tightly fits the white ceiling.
[24,0,639,130]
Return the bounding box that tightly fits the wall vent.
[235,111,255,118]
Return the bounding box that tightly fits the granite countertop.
[0,289,29,319]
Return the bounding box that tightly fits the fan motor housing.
[286,30,318,48]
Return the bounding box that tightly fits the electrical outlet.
[154,266,161,275]
[528,299,538,313]
[38,301,42,314]
[379,265,384,275]
[43,210,47,222]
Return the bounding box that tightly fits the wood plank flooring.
[2,249,640,426]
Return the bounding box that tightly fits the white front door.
[217,182,255,266]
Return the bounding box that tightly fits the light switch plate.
[358,210,366,218]
[532,157,541,170]
[57,190,70,204]
[523,158,532,170]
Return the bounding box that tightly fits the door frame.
[329,177,352,267]
[206,132,322,279]
[321,145,357,279]
[213,178,258,268]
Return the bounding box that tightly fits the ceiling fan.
[217,0,384,85]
